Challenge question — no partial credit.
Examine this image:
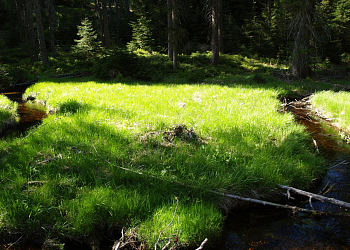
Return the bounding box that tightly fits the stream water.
[0,91,46,139]
[1,94,350,249]
[219,99,350,250]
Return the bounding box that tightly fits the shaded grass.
[0,75,325,248]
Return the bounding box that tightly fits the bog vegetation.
[1,0,350,249]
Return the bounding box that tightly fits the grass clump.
[311,91,350,133]
[0,94,18,132]
[0,76,325,248]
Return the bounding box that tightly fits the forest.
[0,0,350,85]
[1,0,350,250]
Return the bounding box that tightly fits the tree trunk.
[218,0,224,53]
[15,0,26,42]
[96,1,104,47]
[167,0,173,58]
[290,0,315,79]
[24,0,37,62]
[115,0,120,41]
[102,0,111,48]
[34,0,49,66]
[108,0,113,23]
[124,0,130,14]
[211,0,219,65]
[172,0,177,70]
[48,0,56,57]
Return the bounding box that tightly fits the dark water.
[220,100,350,250]
[0,91,46,139]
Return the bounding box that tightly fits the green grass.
[0,73,326,247]
[0,94,18,131]
[311,91,350,133]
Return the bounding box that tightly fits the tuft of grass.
[311,91,350,133]
[0,75,325,247]
[0,94,18,131]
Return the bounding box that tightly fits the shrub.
[92,49,139,79]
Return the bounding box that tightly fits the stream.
[1,93,350,249]
[218,99,350,250]
[0,90,46,139]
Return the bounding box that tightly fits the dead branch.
[195,238,208,250]
[155,197,179,250]
[20,117,61,142]
[210,190,327,215]
[279,185,350,209]
[161,241,172,250]
[6,236,23,250]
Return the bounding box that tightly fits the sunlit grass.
[311,91,350,133]
[0,94,18,130]
[0,77,325,247]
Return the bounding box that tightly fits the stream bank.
[1,88,350,250]
[217,98,350,249]
[0,90,46,139]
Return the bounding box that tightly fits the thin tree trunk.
[172,0,177,70]
[218,0,224,53]
[167,0,173,58]
[115,0,120,41]
[124,0,130,14]
[15,0,26,42]
[25,0,37,62]
[34,0,49,66]
[48,0,56,57]
[211,0,219,65]
[102,0,111,48]
[108,0,113,23]
[96,1,104,47]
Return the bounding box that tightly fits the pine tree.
[127,16,154,52]
[74,17,101,58]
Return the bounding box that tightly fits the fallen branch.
[155,197,179,250]
[54,72,89,78]
[91,144,349,216]
[195,238,208,250]
[20,117,61,142]
[210,190,327,215]
[278,185,350,209]
[6,236,23,250]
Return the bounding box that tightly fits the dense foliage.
[0,0,349,83]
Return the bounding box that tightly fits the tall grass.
[0,76,325,247]
[0,94,18,131]
[311,91,350,133]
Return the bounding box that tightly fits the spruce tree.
[74,17,101,58]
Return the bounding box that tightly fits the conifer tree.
[74,17,101,58]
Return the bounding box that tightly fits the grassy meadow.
[0,72,326,248]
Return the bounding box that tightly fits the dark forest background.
[1,0,349,87]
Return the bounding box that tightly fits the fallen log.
[278,185,350,209]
